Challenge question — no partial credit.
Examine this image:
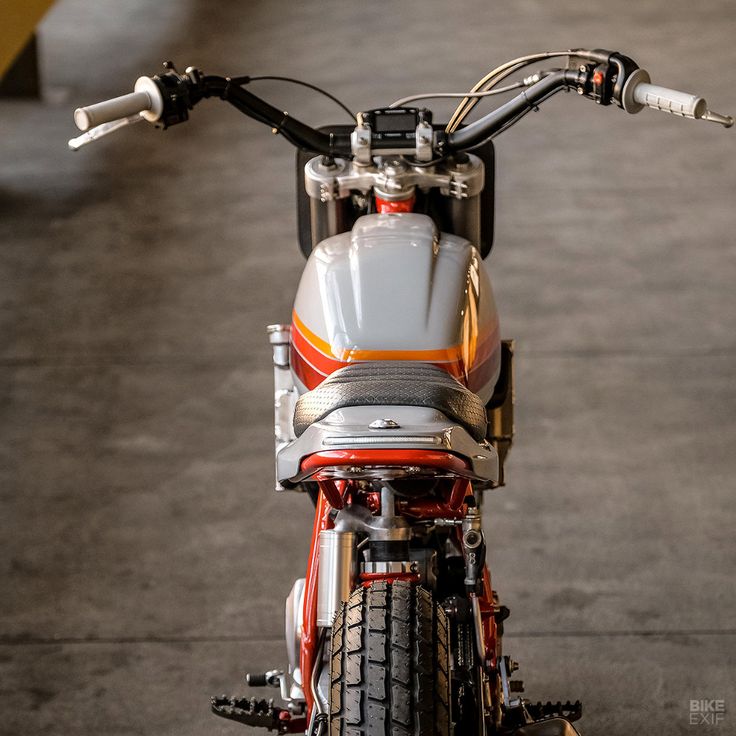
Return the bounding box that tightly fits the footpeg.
[211,695,306,733]
[526,700,582,723]
[245,669,283,688]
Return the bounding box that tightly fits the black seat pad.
[293,361,487,442]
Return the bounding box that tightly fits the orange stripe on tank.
[291,309,492,365]
[292,310,335,357]
[291,322,345,375]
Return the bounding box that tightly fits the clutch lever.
[701,109,734,128]
[68,114,145,151]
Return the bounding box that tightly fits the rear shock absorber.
[316,485,417,628]
[361,485,416,583]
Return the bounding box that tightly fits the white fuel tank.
[290,213,501,403]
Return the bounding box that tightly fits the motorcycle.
[69,48,732,736]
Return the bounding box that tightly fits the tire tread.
[330,580,450,736]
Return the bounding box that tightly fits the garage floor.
[1,1,734,734]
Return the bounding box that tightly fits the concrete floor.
[1,1,735,734]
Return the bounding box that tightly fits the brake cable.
[446,50,572,132]
[229,74,357,121]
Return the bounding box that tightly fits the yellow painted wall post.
[0,0,56,78]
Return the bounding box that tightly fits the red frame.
[300,489,332,717]
[300,448,476,479]
[298,449,498,721]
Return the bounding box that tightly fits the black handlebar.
[445,69,580,150]
[193,68,582,157]
[71,49,730,154]
[148,50,643,156]
[200,75,352,155]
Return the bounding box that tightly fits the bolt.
[369,418,401,429]
[383,159,407,177]
[319,155,338,170]
[464,530,481,548]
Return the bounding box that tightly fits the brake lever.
[68,114,145,150]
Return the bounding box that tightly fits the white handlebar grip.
[632,83,707,120]
[74,91,152,131]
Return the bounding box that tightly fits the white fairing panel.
[290,213,501,403]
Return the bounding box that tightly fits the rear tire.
[329,579,451,736]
